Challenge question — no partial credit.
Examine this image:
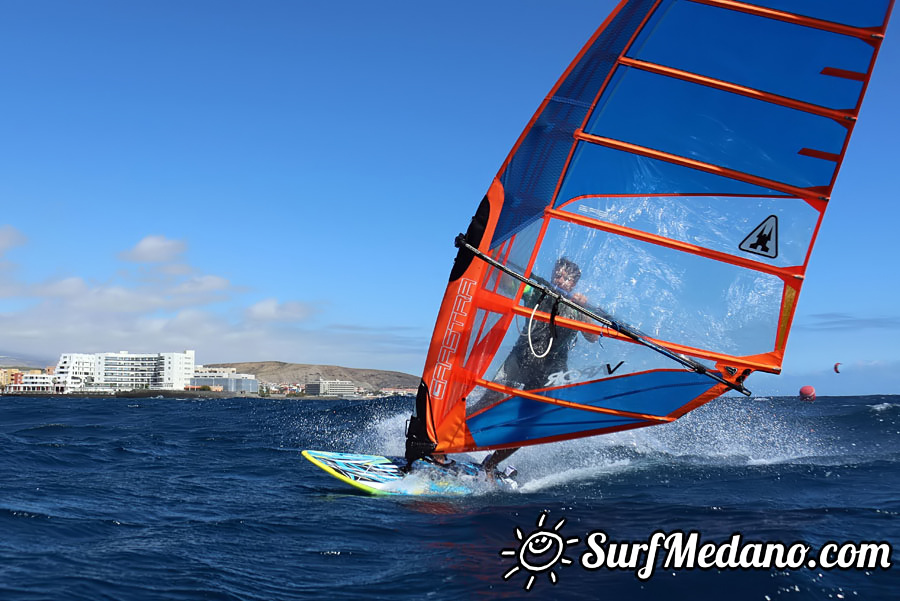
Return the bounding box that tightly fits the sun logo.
[500,511,579,591]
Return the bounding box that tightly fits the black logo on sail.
[739,215,778,258]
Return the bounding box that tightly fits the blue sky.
[0,1,897,396]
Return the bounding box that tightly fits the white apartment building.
[54,353,102,391]
[3,372,63,394]
[54,350,196,392]
[305,379,356,397]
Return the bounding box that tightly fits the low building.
[0,368,23,389]
[188,379,258,393]
[194,366,237,378]
[381,387,418,396]
[4,372,64,394]
[190,365,259,394]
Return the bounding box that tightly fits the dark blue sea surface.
[1,394,897,600]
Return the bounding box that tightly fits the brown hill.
[206,361,419,391]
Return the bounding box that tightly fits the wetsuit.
[481,286,586,472]
[501,286,582,390]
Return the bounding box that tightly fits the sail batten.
[617,57,859,122]
[472,378,677,423]
[409,0,893,458]
[690,0,892,37]
[573,132,830,200]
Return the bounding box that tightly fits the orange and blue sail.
[408,0,894,458]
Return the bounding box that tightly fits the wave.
[345,395,900,493]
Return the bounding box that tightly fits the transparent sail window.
[532,219,784,356]
[557,194,818,268]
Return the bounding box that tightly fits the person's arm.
[571,292,599,343]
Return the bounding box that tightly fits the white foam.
[364,410,409,456]
[517,459,633,493]
[362,397,833,493]
[382,468,498,497]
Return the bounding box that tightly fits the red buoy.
[799,385,816,402]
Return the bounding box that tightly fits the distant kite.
[834,362,841,374]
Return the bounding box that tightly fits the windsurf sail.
[407,0,894,460]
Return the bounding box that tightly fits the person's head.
[551,257,581,292]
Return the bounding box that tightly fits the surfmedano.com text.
[580,530,893,580]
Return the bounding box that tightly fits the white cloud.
[68,284,169,313]
[799,312,900,331]
[0,270,25,298]
[0,225,27,257]
[0,233,427,373]
[246,298,313,322]
[119,235,187,263]
[0,299,427,372]
[33,277,89,298]
[172,275,231,295]
[156,263,194,276]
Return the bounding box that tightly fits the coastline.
[0,390,409,401]
[0,390,255,400]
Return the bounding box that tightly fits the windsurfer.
[481,257,598,472]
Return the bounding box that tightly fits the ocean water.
[1,394,897,600]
